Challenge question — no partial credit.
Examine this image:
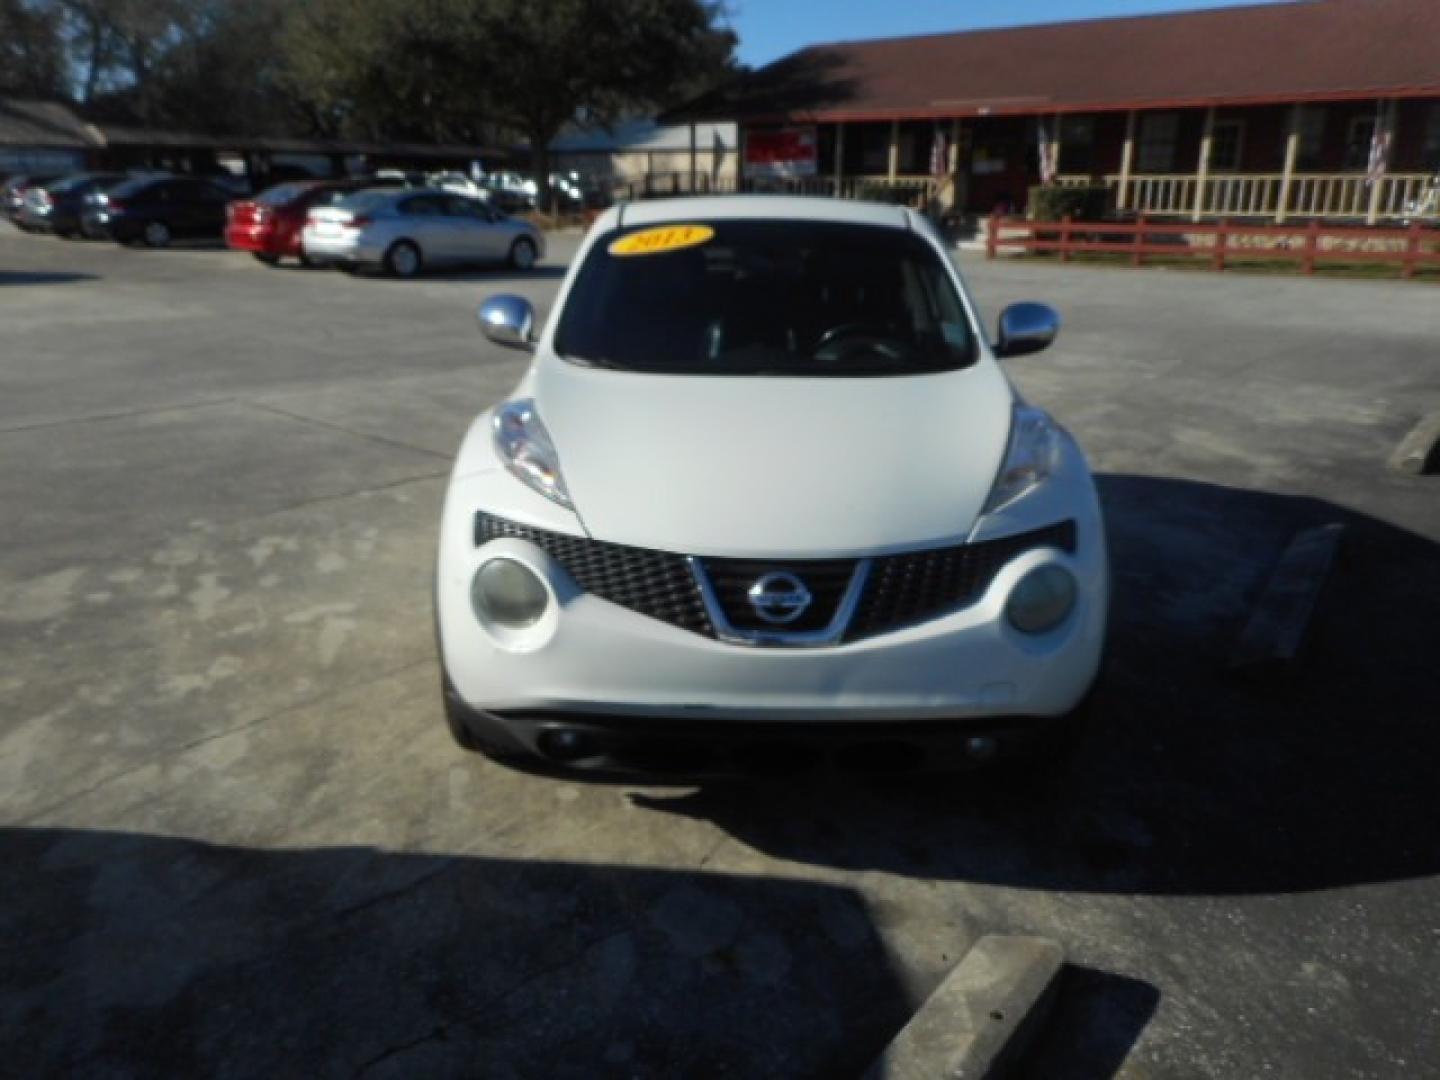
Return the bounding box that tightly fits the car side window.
[171,180,213,202]
[399,195,443,216]
[443,196,487,220]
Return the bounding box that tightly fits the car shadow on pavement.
[0,827,897,1077]
[1,826,1156,1079]
[0,271,98,286]
[630,475,1440,898]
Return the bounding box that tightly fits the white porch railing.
[1109,172,1438,221]
[624,168,1438,222]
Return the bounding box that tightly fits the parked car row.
[4,170,546,278]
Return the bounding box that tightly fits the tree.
[276,0,496,144]
[477,0,737,210]
[0,0,67,99]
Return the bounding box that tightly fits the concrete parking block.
[1229,522,1345,670]
[864,935,1064,1080]
[1388,412,1440,475]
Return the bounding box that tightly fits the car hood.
[533,358,1015,558]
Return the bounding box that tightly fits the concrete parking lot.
[3,222,1439,1078]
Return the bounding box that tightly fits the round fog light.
[472,557,549,628]
[1005,565,1077,634]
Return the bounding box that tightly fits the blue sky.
[728,0,1288,66]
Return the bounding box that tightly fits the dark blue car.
[83,176,232,247]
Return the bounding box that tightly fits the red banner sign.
[744,127,818,178]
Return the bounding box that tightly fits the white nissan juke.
[435,196,1108,776]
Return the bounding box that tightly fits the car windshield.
[554,220,976,376]
[256,183,312,207]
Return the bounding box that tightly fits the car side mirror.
[477,294,536,352]
[995,302,1060,358]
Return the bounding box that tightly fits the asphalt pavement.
[2,221,1439,1078]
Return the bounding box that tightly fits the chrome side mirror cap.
[477,294,536,352]
[995,302,1060,358]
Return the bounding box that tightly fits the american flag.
[1037,119,1057,186]
[1366,109,1392,188]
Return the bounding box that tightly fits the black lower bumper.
[443,682,1083,779]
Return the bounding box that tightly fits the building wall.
[0,147,87,176]
[552,149,737,187]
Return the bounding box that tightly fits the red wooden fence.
[985,215,1440,279]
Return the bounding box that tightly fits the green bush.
[1028,185,1112,222]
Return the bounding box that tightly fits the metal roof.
[672,0,1440,122]
[0,98,503,159]
[0,99,101,149]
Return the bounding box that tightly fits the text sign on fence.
[744,127,818,180]
[985,215,1440,280]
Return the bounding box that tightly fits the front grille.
[700,557,858,634]
[846,521,1076,641]
[474,513,712,635]
[475,512,1074,645]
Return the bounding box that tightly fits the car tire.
[252,252,280,267]
[509,236,538,271]
[384,240,422,278]
[142,220,171,248]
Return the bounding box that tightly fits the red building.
[675,0,1440,223]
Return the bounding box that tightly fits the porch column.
[1117,110,1136,211]
[834,121,845,196]
[1276,104,1302,224]
[688,122,697,192]
[1365,99,1397,225]
[887,120,899,180]
[948,117,963,213]
[1193,105,1215,222]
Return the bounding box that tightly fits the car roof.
[610,195,913,232]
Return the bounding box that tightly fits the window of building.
[1210,119,1244,171]
[1137,112,1178,172]
[1422,104,1440,170]
[1344,116,1377,171]
[860,126,888,173]
[1296,108,1326,170]
[1059,116,1095,174]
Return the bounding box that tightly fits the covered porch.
[731,97,1440,224]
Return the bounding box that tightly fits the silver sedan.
[301,188,545,277]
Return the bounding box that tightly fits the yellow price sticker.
[608,224,715,257]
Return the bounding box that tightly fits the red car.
[226,180,366,265]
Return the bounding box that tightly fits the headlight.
[1006,565,1077,634]
[983,405,1062,514]
[492,399,572,508]
[471,557,549,628]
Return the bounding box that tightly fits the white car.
[435,196,1108,776]
[301,187,544,277]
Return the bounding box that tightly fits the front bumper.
[437,471,1109,775]
[16,209,53,232]
[80,212,111,239]
[444,681,1091,776]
